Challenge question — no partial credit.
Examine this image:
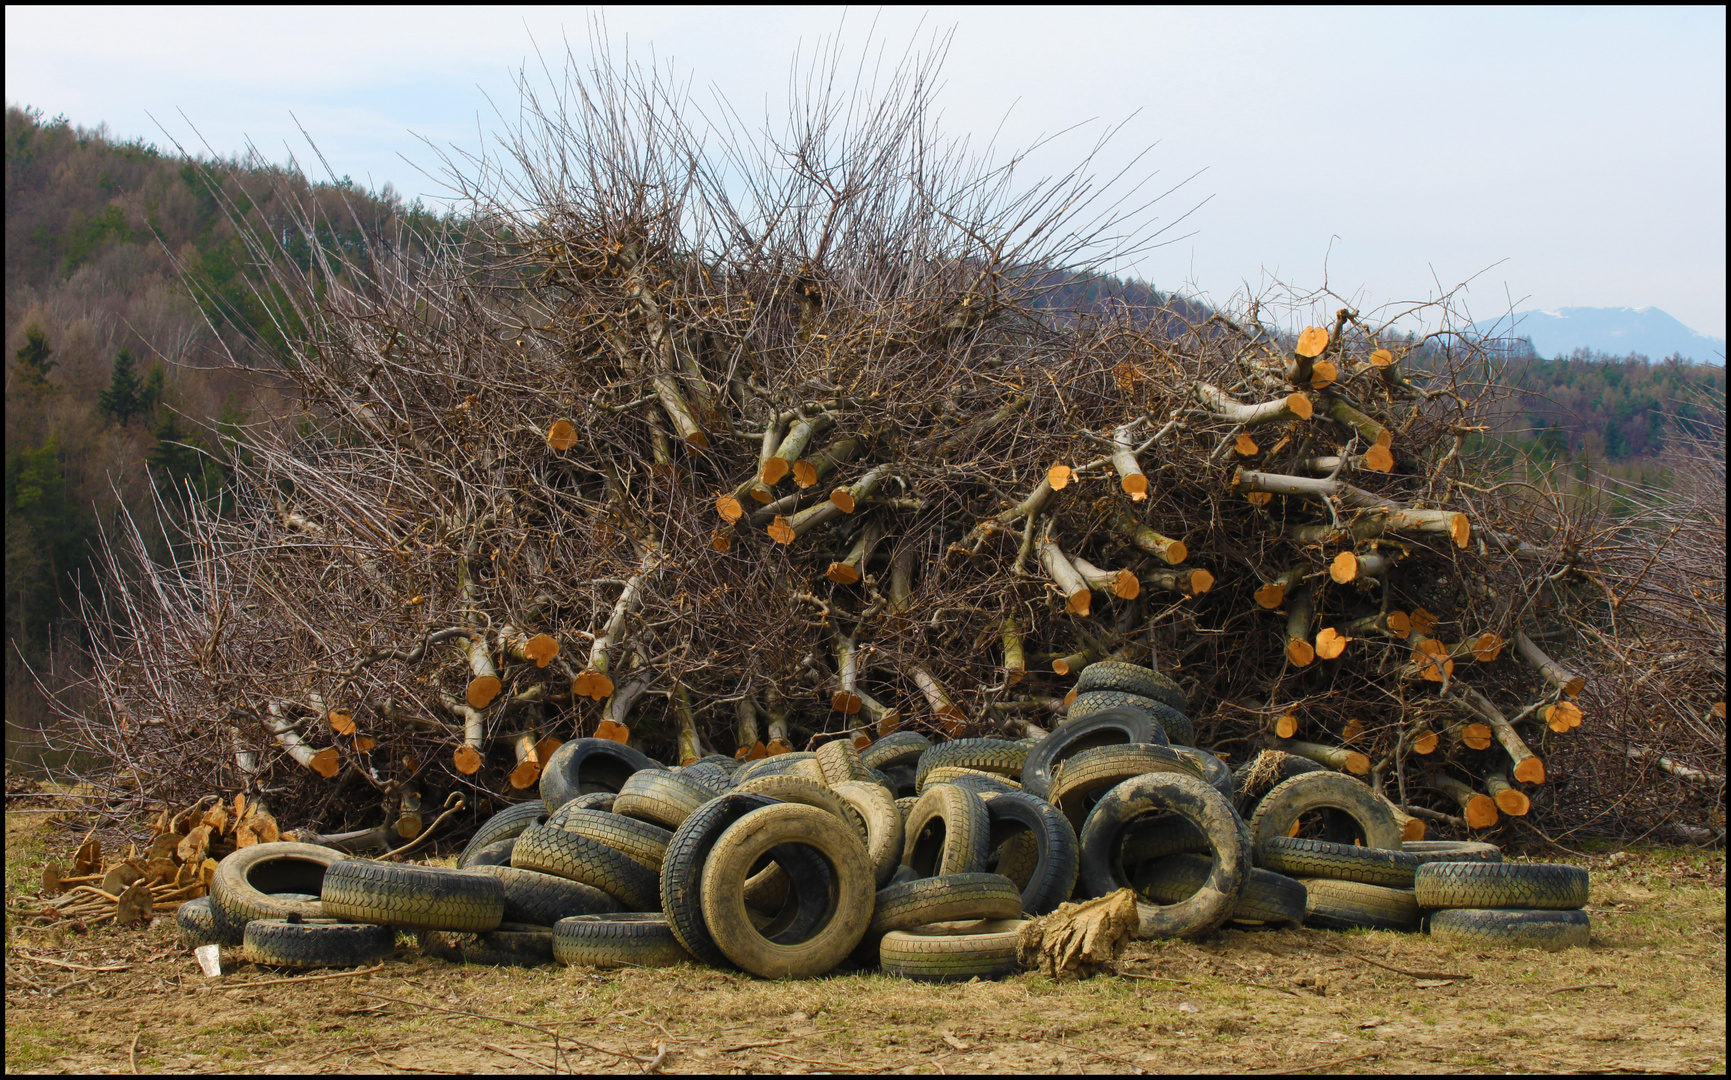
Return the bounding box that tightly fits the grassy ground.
[5,804,1724,1074]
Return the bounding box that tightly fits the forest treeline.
[3,102,1723,762]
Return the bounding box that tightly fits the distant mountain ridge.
[1489,306,1725,362]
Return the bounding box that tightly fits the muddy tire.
[733,752,817,784]
[869,873,1023,934]
[1402,840,1502,865]
[700,803,875,978]
[211,841,343,931]
[919,766,1023,796]
[877,764,918,799]
[1020,706,1169,799]
[1051,743,1202,833]
[547,808,673,871]
[510,825,661,911]
[614,769,719,830]
[1068,690,1191,745]
[914,738,1028,789]
[1232,750,1327,818]
[831,781,907,888]
[903,783,992,878]
[552,913,690,968]
[1174,747,1233,803]
[464,838,517,868]
[422,922,556,967]
[466,864,619,925]
[660,793,781,968]
[861,731,932,771]
[320,859,504,932]
[242,918,395,969]
[1300,878,1420,931]
[878,919,1026,982]
[1414,862,1588,911]
[1077,771,1250,939]
[1259,836,1421,888]
[1246,771,1401,851]
[459,800,550,868]
[816,738,873,785]
[538,738,661,813]
[1132,853,1307,927]
[730,774,867,840]
[680,761,735,791]
[1118,814,1211,866]
[1427,907,1589,951]
[1075,660,1189,710]
[176,896,240,948]
[980,790,1079,916]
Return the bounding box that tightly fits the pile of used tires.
[179,660,1589,973]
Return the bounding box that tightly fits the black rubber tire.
[895,795,919,822]
[176,896,241,948]
[816,738,874,785]
[1259,836,1422,888]
[733,752,818,784]
[1118,814,1211,866]
[464,838,517,868]
[914,739,1029,789]
[1075,661,1189,712]
[510,825,662,911]
[1403,840,1502,865]
[567,790,620,813]
[903,783,992,878]
[1077,771,1251,939]
[680,761,735,791]
[700,803,875,978]
[1247,771,1401,851]
[1414,862,1589,911]
[879,765,918,799]
[1301,878,1420,931]
[421,922,556,967]
[242,917,396,969]
[552,912,690,968]
[980,790,1079,916]
[320,859,504,932]
[886,863,921,888]
[730,774,867,840]
[459,800,550,868]
[1068,689,1191,745]
[210,841,343,931]
[831,781,907,888]
[547,808,673,871]
[869,873,1024,934]
[878,919,1026,982]
[539,738,662,813]
[1232,750,1327,818]
[861,731,933,771]
[660,793,782,968]
[1174,747,1234,803]
[1427,907,1590,951]
[919,766,1023,796]
[465,864,620,925]
[1051,743,1202,833]
[1132,853,1308,927]
[1020,706,1168,800]
[614,769,720,830]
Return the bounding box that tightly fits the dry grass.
[5,807,1722,1074]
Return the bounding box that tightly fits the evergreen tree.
[13,325,56,385]
[97,347,144,425]
[139,361,166,416]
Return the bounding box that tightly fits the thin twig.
[217,962,386,991]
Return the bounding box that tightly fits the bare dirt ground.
[6,805,1724,1074]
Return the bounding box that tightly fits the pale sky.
[6,5,1726,337]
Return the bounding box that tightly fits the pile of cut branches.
[53,37,1721,845]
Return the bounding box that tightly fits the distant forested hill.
[4,104,439,747]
